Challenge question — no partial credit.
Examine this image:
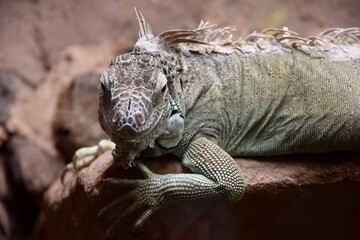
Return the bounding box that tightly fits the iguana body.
[182,50,360,156]
[70,11,360,237]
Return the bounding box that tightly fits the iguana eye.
[100,71,110,90]
[100,82,106,94]
[99,87,104,98]
[154,72,167,93]
[161,85,167,93]
[153,72,168,103]
[100,71,111,100]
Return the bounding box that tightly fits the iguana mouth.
[111,150,134,168]
[110,102,172,168]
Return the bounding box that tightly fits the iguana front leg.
[99,137,245,237]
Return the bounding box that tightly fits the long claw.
[97,190,136,220]
[131,209,155,236]
[105,202,140,238]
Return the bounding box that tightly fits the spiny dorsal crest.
[133,9,360,58]
[133,9,234,53]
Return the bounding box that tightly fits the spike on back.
[133,8,163,53]
[134,8,154,40]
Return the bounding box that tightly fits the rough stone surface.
[0,69,33,132]
[0,142,40,240]
[0,64,44,240]
[0,154,9,239]
[7,136,60,200]
[0,126,7,147]
[39,151,360,240]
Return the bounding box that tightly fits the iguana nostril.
[112,112,121,123]
[135,113,145,126]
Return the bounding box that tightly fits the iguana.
[64,10,360,237]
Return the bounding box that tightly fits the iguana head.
[98,8,223,167]
[98,48,175,167]
[98,9,188,168]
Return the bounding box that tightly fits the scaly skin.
[180,51,360,156]
[67,11,360,237]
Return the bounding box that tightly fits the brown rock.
[0,141,40,240]
[0,70,34,127]
[8,38,128,158]
[0,126,7,147]
[39,151,360,240]
[7,136,61,200]
[0,71,16,126]
[52,71,108,161]
[0,68,45,240]
[0,153,10,239]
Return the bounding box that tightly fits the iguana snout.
[109,90,152,138]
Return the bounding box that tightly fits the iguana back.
[180,50,360,156]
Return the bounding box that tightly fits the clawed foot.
[61,139,115,184]
[96,137,246,238]
[97,160,166,238]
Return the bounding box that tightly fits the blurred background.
[0,0,359,239]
